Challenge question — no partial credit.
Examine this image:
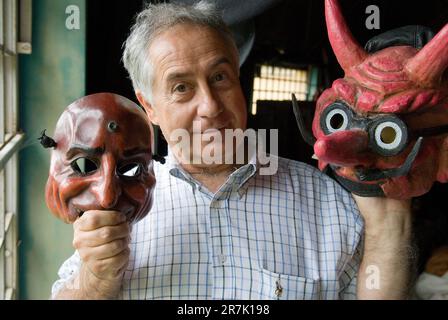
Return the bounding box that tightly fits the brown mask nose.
[92,156,122,209]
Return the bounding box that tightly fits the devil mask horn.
[406,24,448,86]
[325,0,367,72]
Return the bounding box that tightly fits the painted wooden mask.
[44,93,156,223]
[293,0,448,199]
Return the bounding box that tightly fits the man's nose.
[197,85,223,118]
[93,157,122,209]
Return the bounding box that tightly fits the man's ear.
[136,91,159,126]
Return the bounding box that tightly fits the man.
[52,1,412,299]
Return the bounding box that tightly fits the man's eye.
[173,84,188,93]
[213,73,225,82]
[71,158,98,175]
[117,163,143,178]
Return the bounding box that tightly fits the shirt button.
[211,201,222,209]
[275,280,283,298]
[219,254,227,264]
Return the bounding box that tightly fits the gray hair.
[122,0,238,103]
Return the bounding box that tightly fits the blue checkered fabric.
[52,151,364,300]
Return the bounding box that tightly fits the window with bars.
[251,64,309,115]
[0,0,27,300]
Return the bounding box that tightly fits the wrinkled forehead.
[53,95,152,153]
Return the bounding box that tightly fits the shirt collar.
[164,146,259,198]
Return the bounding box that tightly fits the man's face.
[45,93,156,224]
[141,23,247,165]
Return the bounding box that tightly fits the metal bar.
[18,0,32,54]
[0,235,4,299]
[3,48,16,56]
[4,211,12,232]
[5,211,15,296]
[0,0,4,48]
[5,287,13,300]
[0,133,24,171]
[5,0,17,55]
[19,0,31,41]
[4,153,18,298]
[0,54,4,144]
[4,55,18,134]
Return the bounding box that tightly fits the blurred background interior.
[1,0,446,299]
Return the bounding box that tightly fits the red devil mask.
[44,93,156,224]
[293,0,448,199]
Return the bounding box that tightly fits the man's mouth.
[202,127,225,135]
[199,123,230,134]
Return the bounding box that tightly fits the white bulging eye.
[325,108,349,133]
[117,163,142,178]
[374,121,403,150]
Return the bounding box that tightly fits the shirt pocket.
[259,268,321,300]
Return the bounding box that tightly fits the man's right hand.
[55,210,131,299]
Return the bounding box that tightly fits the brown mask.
[45,93,156,224]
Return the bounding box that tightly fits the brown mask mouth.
[74,206,133,219]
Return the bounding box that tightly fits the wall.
[19,0,86,299]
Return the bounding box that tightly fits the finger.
[79,238,129,261]
[74,210,126,231]
[73,223,130,248]
[86,248,130,280]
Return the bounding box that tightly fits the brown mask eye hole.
[117,163,143,178]
[71,157,98,176]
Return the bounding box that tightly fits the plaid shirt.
[52,151,364,300]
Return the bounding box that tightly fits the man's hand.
[353,195,411,233]
[353,195,414,300]
[54,210,131,299]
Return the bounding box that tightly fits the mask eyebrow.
[66,144,104,159]
[123,147,150,158]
